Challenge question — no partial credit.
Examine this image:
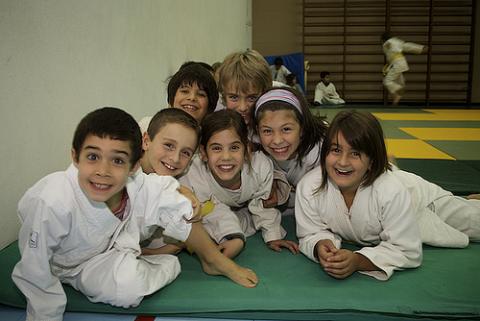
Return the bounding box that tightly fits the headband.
[254,89,303,117]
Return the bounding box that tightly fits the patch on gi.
[29,232,38,248]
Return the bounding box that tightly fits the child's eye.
[247,96,258,103]
[197,91,207,98]
[181,150,192,158]
[261,128,272,135]
[282,127,292,133]
[227,95,238,102]
[351,151,361,158]
[330,147,341,154]
[231,144,242,151]
[86,153,98,161]
[164,143,174,151]
[211,146,222,152]
[113,158,126,165]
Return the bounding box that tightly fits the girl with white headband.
[253,87,328,212]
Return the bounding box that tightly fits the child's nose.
[96,160,111,176]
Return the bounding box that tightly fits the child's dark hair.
[72,107,143,166]
[274,57,283,66]
[200,109,250,165]
[147,108,201,148]
[320,71,330,79]
[319,110,391,190]
[167,64,219,115]
[253,87,327,166]
[179,61,214,74]
[381,31,392,43]
[285,73,297,86]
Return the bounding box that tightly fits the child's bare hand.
[267,239,300,254]
[177,185,201,222]
[218,238,245,258]
[323,249,358,279]
[315,239,338,266]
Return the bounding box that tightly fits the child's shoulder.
[250,151,274,172]
[20,166,78,214]
[371,170,409,197]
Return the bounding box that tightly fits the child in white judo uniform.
[138,62,219,132]
[139,108,201,255]
[295,110,480,281]
[313,71,345,106]
[181,109,299,257]
[252,87,328,211]
[11,107,258,321]
[381,32,427,105]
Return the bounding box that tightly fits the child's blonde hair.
[217,49,272,97]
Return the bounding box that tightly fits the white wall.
[0,0,252,250]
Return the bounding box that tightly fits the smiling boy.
[11,107,257,321]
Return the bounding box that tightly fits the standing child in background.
[139,108,201,255]
[11,107,258,321]
[139,62,218,133]
[216,49,272,130]
[295,110,480,281]
[269,56,291,85]
[314,71,345,106]
[253,87,328,211]
[181,110,299,256]
[381,32,427,105]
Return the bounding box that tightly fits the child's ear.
[200,145,208,162]
[142,132,151,151]
[71,148,79,167]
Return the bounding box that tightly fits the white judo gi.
[314,82,345,105]
[12,164,194,321]
[180,152,286,243]
[296,167,480,280]
[295,167,422,281]
[271,143,321,210]
[382,37,424,95]
[270,65,291,85]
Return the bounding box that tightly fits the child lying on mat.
[295,110,480,281]
[11,107,257,321]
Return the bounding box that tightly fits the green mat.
[396,159,480,195]
[1,216,479,320]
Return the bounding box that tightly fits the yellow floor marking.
[373,109,480,121]
[385,139,454,160]
[399,128,480,141]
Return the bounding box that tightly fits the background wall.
[252,0,303,56]
[0,0,252,250]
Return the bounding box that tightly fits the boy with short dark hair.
[314,71,345,106]
[12,107,257,321]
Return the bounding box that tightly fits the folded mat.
[1,216,479,321]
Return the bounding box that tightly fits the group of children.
[11,47,480,321]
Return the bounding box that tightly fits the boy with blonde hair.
[216,49,272,126]
[11,107,257,321]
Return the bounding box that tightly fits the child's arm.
[11,198,69,321]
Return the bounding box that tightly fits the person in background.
[269,56,291,85]
[381,32,427,105]
[314,71,345,106]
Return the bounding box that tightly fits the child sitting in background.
[314,71,345,106]
[295,110,480,281]
[11,107,258,321]
[285,73,305,96]
[180,110,298,257]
